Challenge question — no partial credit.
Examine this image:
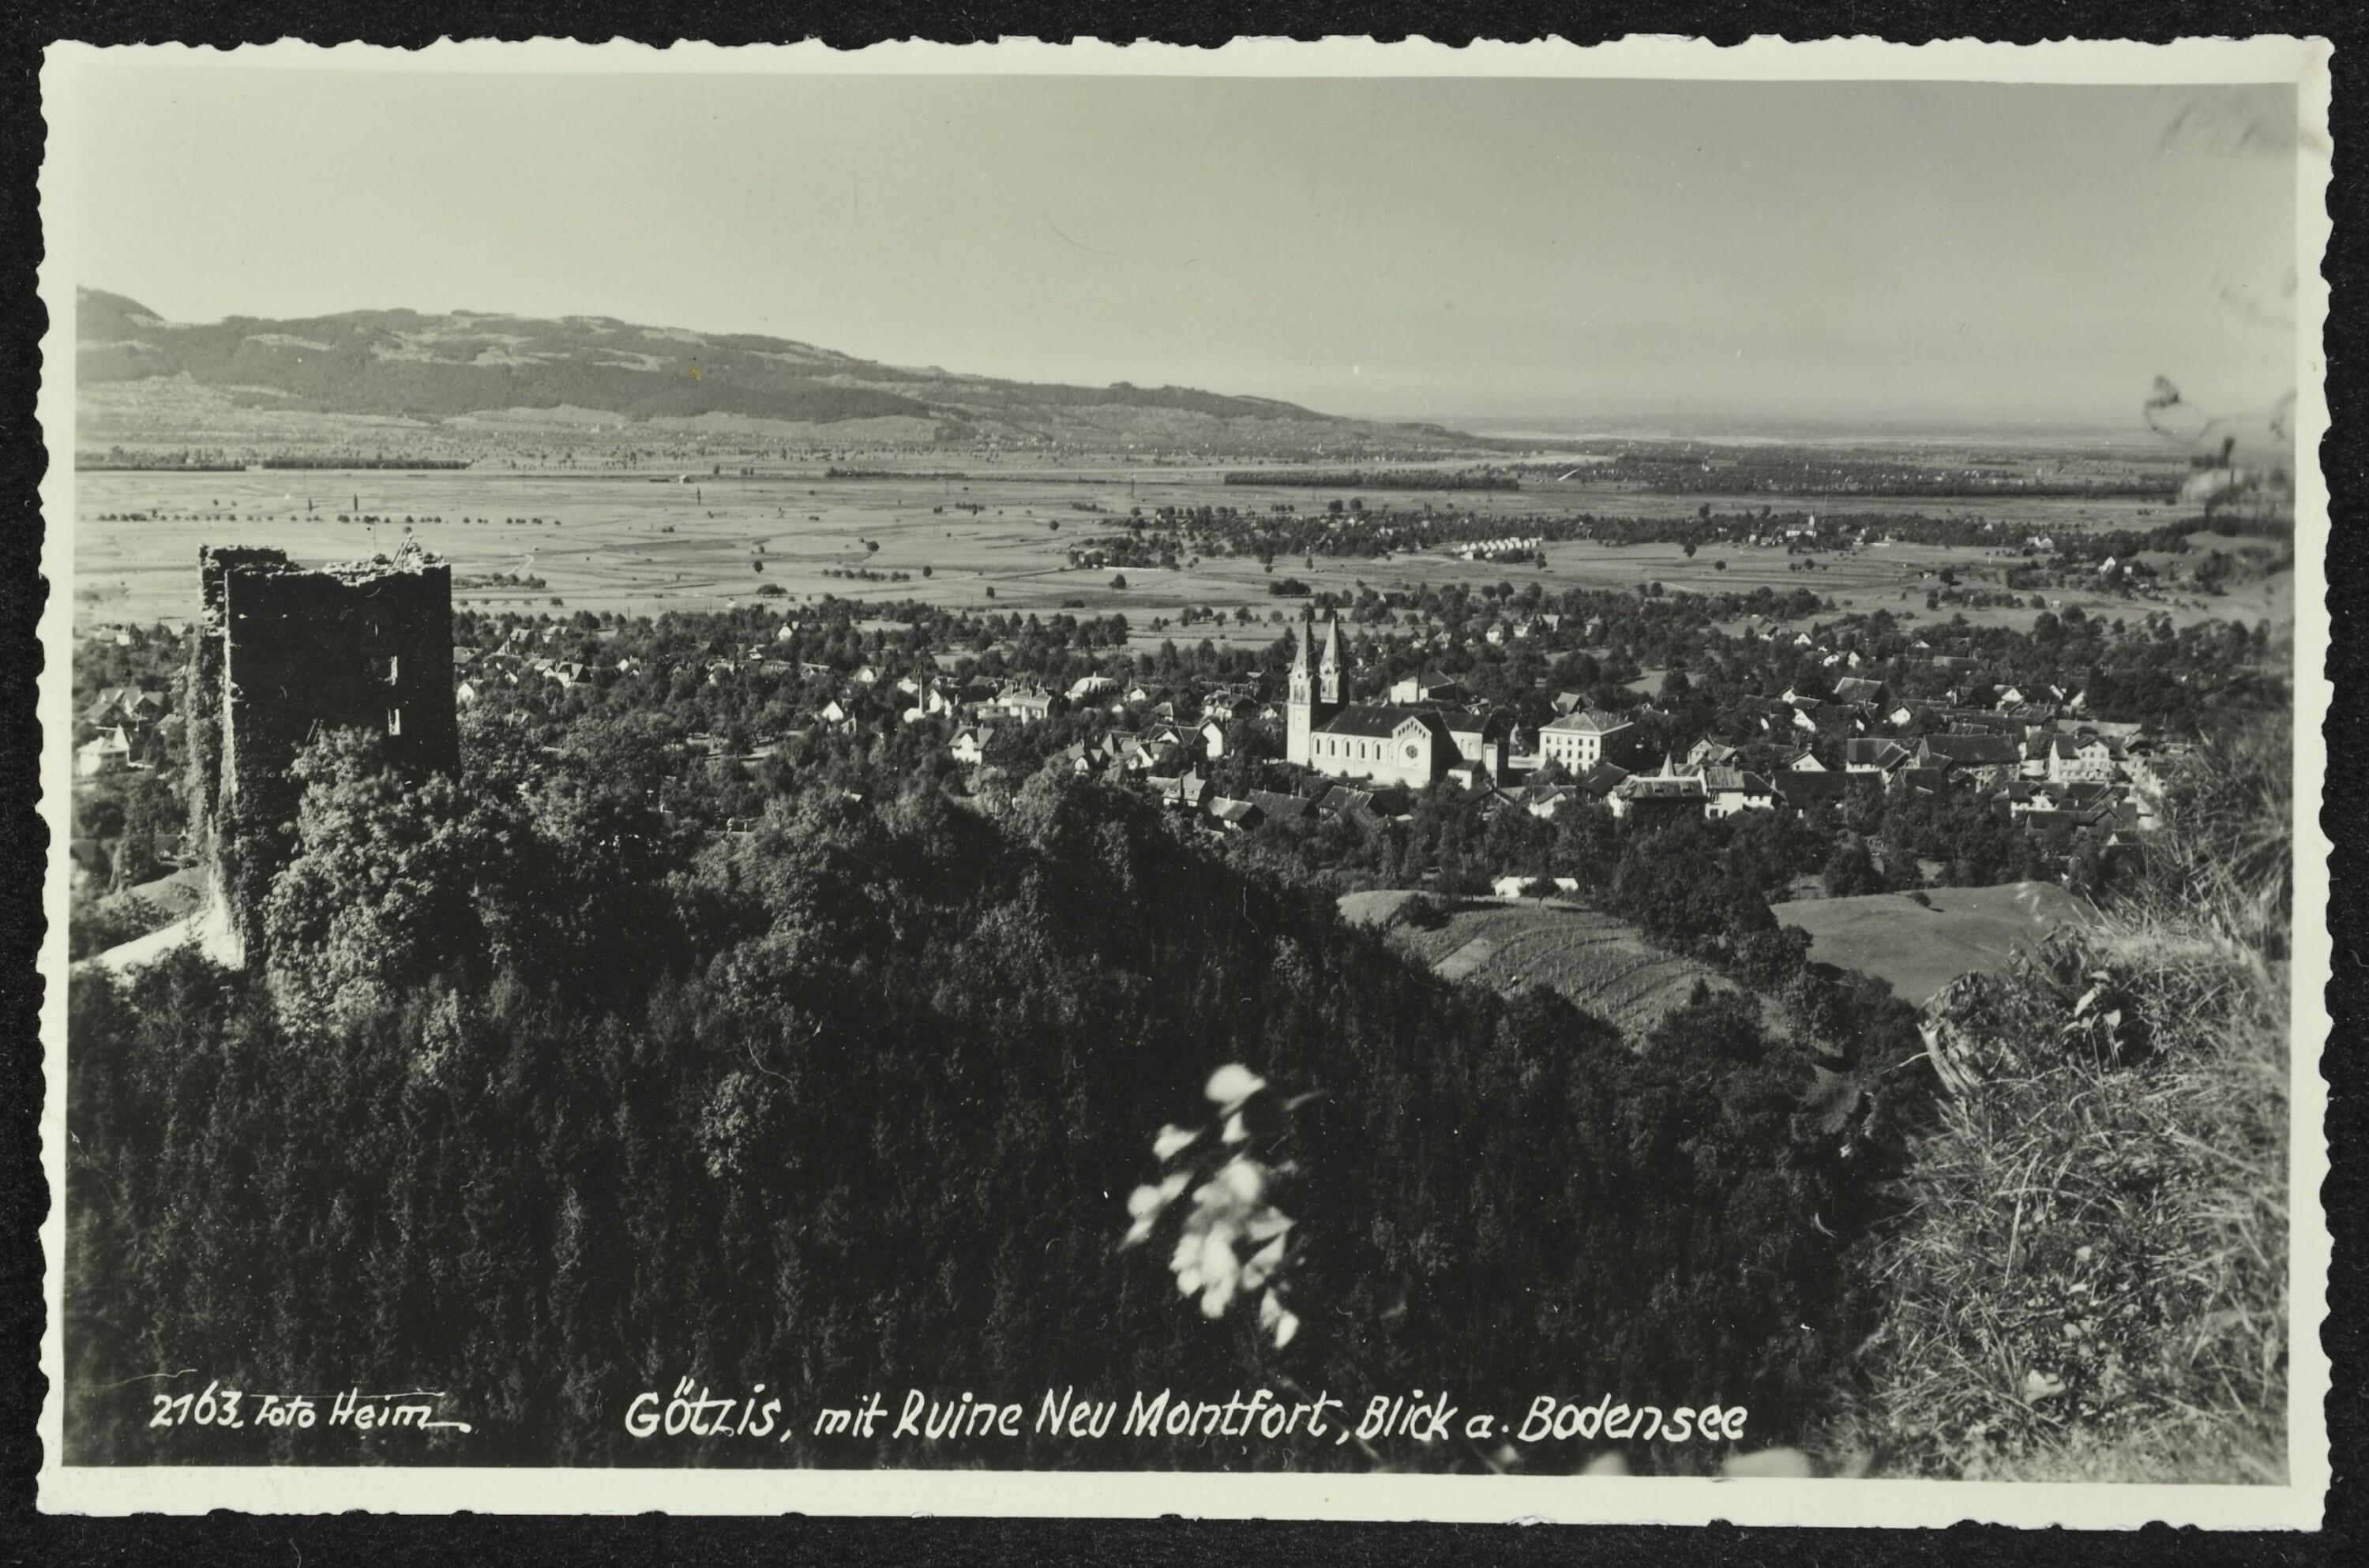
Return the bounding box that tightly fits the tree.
[261,729,512,1027]
[1822,835,1885,898]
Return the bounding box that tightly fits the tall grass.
[1833,718,2293,1483]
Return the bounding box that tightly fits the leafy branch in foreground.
[1124,1064,1316,1349]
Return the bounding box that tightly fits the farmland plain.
[67,458,2290,641]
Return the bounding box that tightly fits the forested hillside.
[66,717,1910,1470]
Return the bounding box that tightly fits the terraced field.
[1338,891,1739,1038]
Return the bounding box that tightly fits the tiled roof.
[1541,708,1631,736]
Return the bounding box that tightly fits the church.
[1286,615,1452,790]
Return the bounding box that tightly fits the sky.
[54,62,2300,432]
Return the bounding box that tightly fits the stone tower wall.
[187,546,460,964]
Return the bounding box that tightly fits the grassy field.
[66,467,2285,638]
[1773,881,2098,1005]
[1832,903,2288,1482]
[1338,891,1739,1037]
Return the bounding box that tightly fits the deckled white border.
[32,34,2335,1527]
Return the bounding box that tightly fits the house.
[1701,767,1776,819]
[84,687,153,726]
[1575,760,1631,802]
[1779,746,1826,772]
[1113,734,1161,774]
[1772,770,1851,814]
[1068,673,1120,701]
[991,685,1054,724]
[1313,785,1380,827]
[456,678,482,706]
[1437,705,1515,776]
[1145,770,1211,813]
[1885,702,1934,730]
[76,726,133,778]
[1057,738,1109,775]
[1920,733,2022,780]
[1491,873,1580,898]
[817,698,857,734]
[1794,702,1864,737]
[2047,731,2126,783]
[1688,737,1741,769]
[2006,779,2116,821]
[1196,716,1229,760]
[1609,774,1706,821]
[1391,670,1469,704]
[1247,789,1316,826]
[1830,675,1890,706]
[1538,709,1634,773]
[1844,737,1913,776]
[949,725,997,765]
[1202,690,1260,724]
[1205,797,1263,832]
[1500,782,1565,820]
[1890,766,1951,800]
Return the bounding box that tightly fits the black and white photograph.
[32,37,2333,1525]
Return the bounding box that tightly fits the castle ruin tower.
[186,545,460,966]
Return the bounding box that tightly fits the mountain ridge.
[77,288,1477,452]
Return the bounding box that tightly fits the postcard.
[32,34,2333,1527]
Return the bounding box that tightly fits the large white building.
[1538,708,1633,773]
[1286,614,1454,790]
[1305,704,1455,791]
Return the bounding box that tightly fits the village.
[67,552,2211,923]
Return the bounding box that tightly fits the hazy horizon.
[58,64,2300,433]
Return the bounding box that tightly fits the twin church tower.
[1283,613,1343,768]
